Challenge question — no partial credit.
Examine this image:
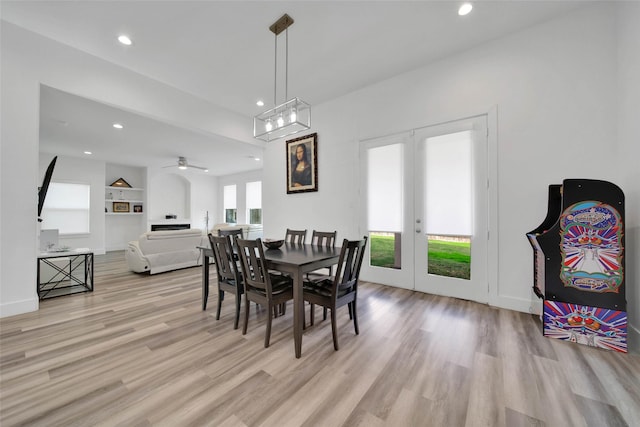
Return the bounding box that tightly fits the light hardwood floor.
[1,251,639,426]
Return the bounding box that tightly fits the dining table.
[198,242,342,358]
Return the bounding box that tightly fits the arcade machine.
[527,179,626,352]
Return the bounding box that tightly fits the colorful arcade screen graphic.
[544,301,627,353]
[560,201,623,293]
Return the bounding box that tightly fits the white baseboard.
[490,294,541,315]
[0,298,38,318]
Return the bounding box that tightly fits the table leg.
[202,253,210,310]
[293,269,303,358]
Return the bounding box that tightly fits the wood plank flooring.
[1,251,639,426]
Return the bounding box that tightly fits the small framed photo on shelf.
[113,202,130,213]
[133,204,143,213]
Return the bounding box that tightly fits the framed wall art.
[286,133,318,194]
[113,202,130,213]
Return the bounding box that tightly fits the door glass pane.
[424,131,472,279]
[368,144,402,269]
[427,235,471,280]
[369,232,401,269]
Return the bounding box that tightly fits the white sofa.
[126,228,205,274]
[210,223,263,239]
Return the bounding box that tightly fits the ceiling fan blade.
[188,164,208,171]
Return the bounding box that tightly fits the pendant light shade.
[253,14,311,142]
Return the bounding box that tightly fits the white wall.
[616,2,640,351]
[189,173,219,232]
[147,168,218,232]
[149,173,190,221]
[263,4,639,347]
[1,23,41,316]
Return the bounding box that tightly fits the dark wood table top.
[262,243,341,267]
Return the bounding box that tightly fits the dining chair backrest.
[208,233,241,283]
[236,238,272,295]
[311,230,337,247]
[218,228,244,239]
[331,237,368,299]
[285,228,307,244]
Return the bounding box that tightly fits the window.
[223,184,237,224]
[246,181,262,225]
[41,182,90,234]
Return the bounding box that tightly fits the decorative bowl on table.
[263,239,284,250]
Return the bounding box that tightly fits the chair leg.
[310,303,315,326]
[242,295,250,335]
[233,293,241,330]
[265,306,273,348]
[216,290,224,320]
[330,308,339,351]
[323,307,328,321]
[352,300,359,335]
[348,302,353,320]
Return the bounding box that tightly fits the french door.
[360,115,489,303]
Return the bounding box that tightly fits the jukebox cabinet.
[527,179,626,352]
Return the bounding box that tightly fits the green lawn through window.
[369,233,470,280]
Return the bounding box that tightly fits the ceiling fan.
[163,156,208,172]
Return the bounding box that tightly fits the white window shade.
[425,131,472,236]
[368,144,403,232]
[223,185,236,209]
[41,182,90,234]
[246,181,261,209]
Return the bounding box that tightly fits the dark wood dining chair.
[218,228,244,238]
[303,237,368,350]
[307,230,337,281]
[235,237,294,348]
[218,228,243,261]
[208,233,244,329]
[285,228,307,244]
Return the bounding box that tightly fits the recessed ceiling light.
[204,169,209,173]
[118,35,132,45]
[84,151,92,155]
[256,100,264,107]
[458,3,473,16]
[254,157,260,161]
[113,123,123,129]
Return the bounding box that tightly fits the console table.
[37,249,94,299]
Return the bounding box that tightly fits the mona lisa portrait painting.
[286,133,318,194]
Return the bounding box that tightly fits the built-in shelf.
[105,185,144,215]
[105,186,144,191]
[106,212,144,216]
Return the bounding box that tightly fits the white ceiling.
[2,0,587,175]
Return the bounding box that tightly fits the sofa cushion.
[138,229,204,255]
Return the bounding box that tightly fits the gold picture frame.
[113,202,130,213]
[286,133,318,194]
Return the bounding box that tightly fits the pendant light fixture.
[254,14,311,142]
